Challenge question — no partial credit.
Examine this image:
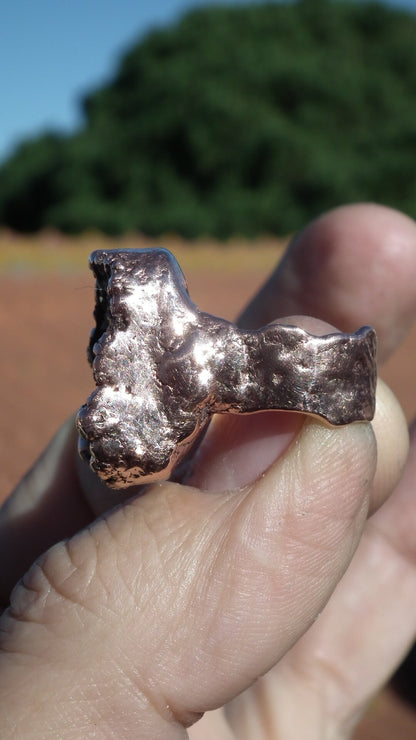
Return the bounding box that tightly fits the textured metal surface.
[77,248,377,489]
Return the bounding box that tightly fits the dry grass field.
[1,230,416,738]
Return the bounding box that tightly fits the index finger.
[239,203,416,363]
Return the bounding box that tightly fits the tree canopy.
[1,0,416,237]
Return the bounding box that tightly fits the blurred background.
[1,2,416,735]
[2,0,416,235]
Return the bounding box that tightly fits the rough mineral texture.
[77,249,377,489]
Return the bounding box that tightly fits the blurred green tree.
[1,0,416,236]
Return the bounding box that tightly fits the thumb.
[0,419,376,737]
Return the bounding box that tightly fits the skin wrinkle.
[223,424,376,652]
[115,494,237,696]
[9,570,52,627]
[7,563,190,737]
[154,476,298,712]
[186,525,237,634]
[257,422,375,532]
[194,435,368,680]
[0,404,384,736]
[126,593,211,732]
[188,208,412,737]
[113,658,191,736]
[49,679,110,738]
[106,495,206,616]
[99,510,150,603]
[38,543,100,621]
[7,526,132,660]
[133,539,201,654]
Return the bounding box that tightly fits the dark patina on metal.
[77,248,377,489]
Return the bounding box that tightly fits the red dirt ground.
[1,265,416,738]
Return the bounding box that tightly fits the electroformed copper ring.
[76,248,377,489]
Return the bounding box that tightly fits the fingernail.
[186,411,304,491]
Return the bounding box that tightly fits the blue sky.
[1,0,416,164]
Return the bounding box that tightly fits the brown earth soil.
[1,262,415,738]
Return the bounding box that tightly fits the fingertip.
[254,416,377,526]
[370,379,409,513]
[240,204,416,364]
[222,417,377,645]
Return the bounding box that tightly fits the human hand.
[0,203,414,738]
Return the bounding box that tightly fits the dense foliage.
[1,0,416,237]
